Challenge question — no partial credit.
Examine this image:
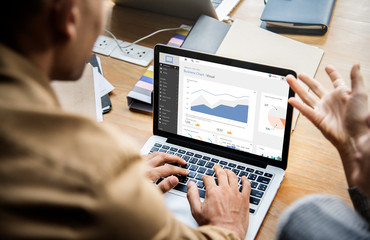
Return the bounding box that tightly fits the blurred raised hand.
[286,64,368,187]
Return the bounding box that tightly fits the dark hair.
[0,1,45,46]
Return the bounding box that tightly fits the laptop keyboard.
[149,143,274,214]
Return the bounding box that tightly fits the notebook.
[113,0,240,21]
[140,45,296,240]
[260,0,336,35]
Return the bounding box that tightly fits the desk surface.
[100,0,370,239]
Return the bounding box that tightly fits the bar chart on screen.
[256,145,282,161]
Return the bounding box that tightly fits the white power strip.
[92,35,153,67]
[110,42,154,67]
[93,35,121,56]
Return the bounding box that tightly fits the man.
[0,1,250,239]
[276,65,370,239]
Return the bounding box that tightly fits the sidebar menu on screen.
[157,63,179,133]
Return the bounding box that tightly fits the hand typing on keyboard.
[145,152,188,193]
[187,165,251,240]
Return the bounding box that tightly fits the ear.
[51,0,79,42]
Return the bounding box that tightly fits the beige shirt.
[0,44,239,239]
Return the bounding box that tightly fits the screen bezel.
[153,44,296,170]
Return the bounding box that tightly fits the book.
[260,0,336,35]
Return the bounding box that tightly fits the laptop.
[141,45,296,239]
[113,0,240,21]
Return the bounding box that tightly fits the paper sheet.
[93,67,114,97]
[93,69,103,122]
[51,63,114,122]
[51,64,98,121]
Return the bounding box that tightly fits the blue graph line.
[191,89,249,99]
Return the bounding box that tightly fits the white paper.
[51,64,99,121]
[93,69,103,122]
[93,67,114,97]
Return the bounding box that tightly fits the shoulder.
[0,106,147,238]
[0,104,142,185]
[276,194,370,240]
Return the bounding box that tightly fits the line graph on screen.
[190,89,249,124]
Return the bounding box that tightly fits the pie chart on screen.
[268,106,286,130]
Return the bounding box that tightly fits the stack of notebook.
[126,28,190,112]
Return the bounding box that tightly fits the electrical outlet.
[110,41,154,67]
[93,35,121,56]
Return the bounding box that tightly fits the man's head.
[0,0,105,80]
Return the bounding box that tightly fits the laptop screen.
[154,45,295,169]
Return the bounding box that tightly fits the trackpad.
[164,192,199,228]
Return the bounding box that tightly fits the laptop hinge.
[167,137,268,169]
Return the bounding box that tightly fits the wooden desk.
[100,1,370,239]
